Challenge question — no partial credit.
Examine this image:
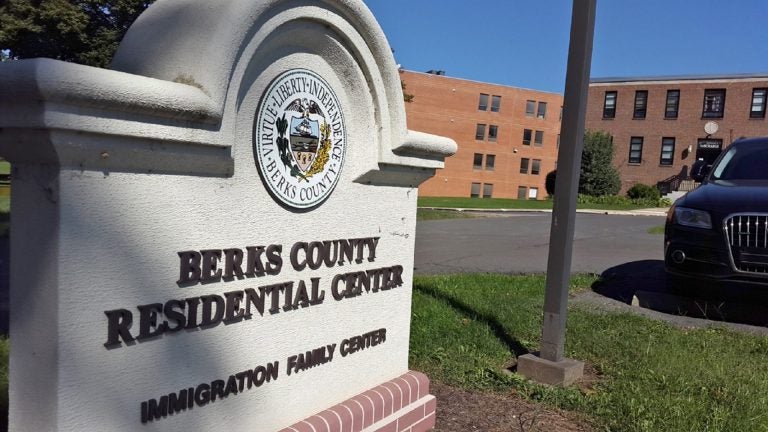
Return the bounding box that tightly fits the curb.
[420,207,669,217]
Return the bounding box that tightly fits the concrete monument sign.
[0,1,455,430]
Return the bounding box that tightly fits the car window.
[711,145,768,180]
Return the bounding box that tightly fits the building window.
[629,137,643,164]
[471,182,481,198]
[633,90,648,119]
[603,91,617,119]
[750,88,767,118]
[528,187,539,200]
[485,154,495,170]
[537,101,547,119]
[665,90,680,119]
[490,95,501,112]
[534,130,544,147]
[531,159,541,175]
[559,106,563,121]
[660,137,675,166]
[556,134,560,149]
[702,89,726,118]
[517,186,527,199]
[482,183,493,198]
[522,129,532,145]
[520,158,529,174]
[488,125,498,142]
[526,100,536,116]
[473,153,483,169]
[475,124,486,140]
[478,93,489,111]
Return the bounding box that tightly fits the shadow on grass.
[592,259,768,327]
[414,282,530,357]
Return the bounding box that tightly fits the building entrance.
[696,138,723,166]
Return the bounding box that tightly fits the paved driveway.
[414,212,666,275]
[415,212,768,329]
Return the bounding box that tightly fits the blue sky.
[364,0,768,93]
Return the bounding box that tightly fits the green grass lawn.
[410,274,768,432]
[418,196,658,211]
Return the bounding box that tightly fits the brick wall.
[280,371,435,432]
[402,70,563,199]
[586,77,768,193]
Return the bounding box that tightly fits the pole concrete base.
[517,353,584,386]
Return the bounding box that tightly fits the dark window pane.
[633,90,648,119]
[522,129,532,145]
[517,186,527,199]
[478,93,489,111]
[520,158,529,174]
[629,137,643,164]
[490,95,501,112]
[473,153,483,169]
[702,89,726,118]
[488,125,498,141]
[532,159,541,175]
[475,124,486,140]
[471,182,481,198]
[665,90,680,119]
[603,91,617,119]
[751,88,767,118]
[534,130,544,146]
[526,100,535,116]
[537,102,547,119]
[660,137,675,165]
[482,183,493,198]
[485,154,495,170]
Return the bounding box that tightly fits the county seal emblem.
[254,69,347,209]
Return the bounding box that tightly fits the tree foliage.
[546,130,621,197]
[545,169,557,196]
[0,0,154,68]
[579,130,621,196]
[401,79,414,103]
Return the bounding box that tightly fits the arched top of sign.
[254,69,346,209]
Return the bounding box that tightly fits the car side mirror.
[691,160,710,182]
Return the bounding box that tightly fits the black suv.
[665,137,768,286]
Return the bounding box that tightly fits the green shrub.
[545,170,557,196]
[579,131,621,196]
[627,183,661,200]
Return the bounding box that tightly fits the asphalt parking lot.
[416,212,768,330]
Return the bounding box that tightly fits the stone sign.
[0,0,455,430]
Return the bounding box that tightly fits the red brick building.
[401,70,563,199]
[585,74,768,193]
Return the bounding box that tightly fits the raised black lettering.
[223,248,244,279]
[200,250,223,282]
[163,300,186,332]
[137,303,166,340]
[199,295,224,327]
[104,309,134,348]
[223,291,245,324]
[177,251,202,284]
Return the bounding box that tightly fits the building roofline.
[400,69,563,96]
[591,73,768,84]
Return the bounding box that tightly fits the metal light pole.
[517,0,597,386]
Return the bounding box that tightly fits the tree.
[0,0,154,68]
[545,169,557,196]
[579,130,620,196]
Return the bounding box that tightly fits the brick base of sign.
[280,371,436,432]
